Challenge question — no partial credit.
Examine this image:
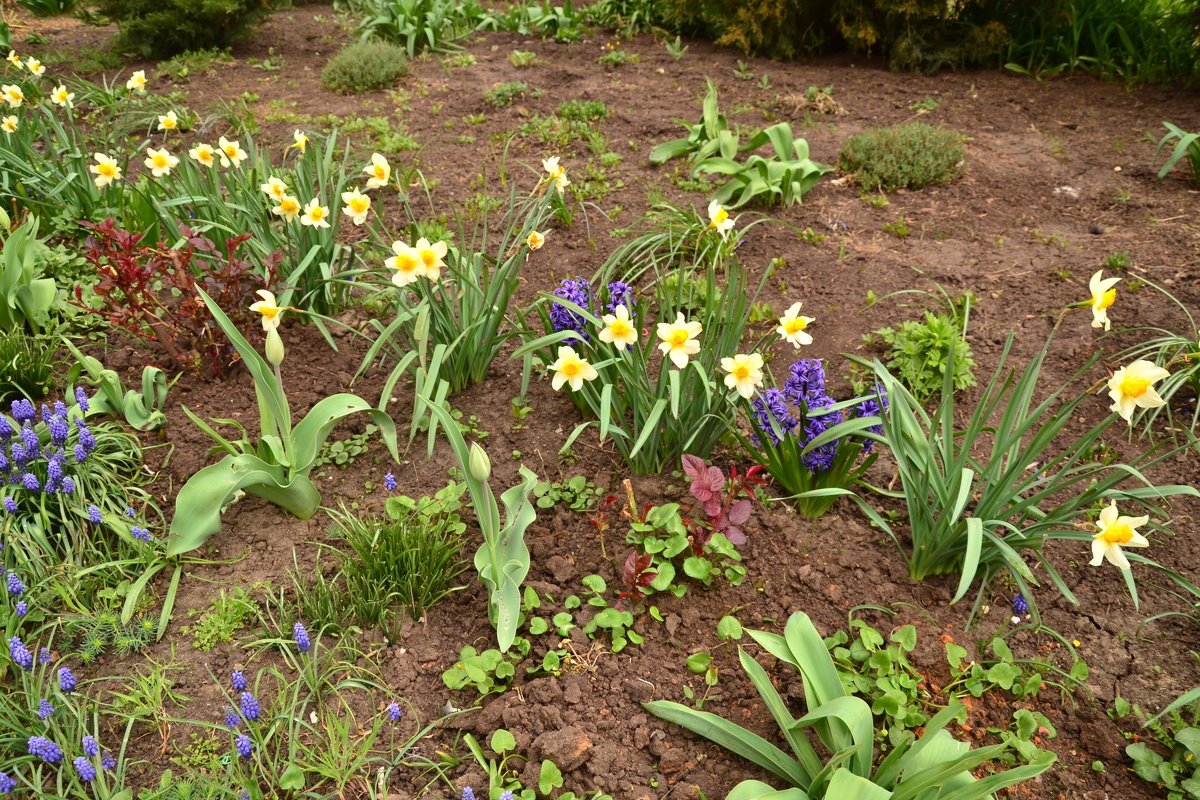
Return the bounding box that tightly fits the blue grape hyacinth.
[59,668,77,693]
[37,699,54,719]
[387,702,401,722]
[28,736,64,764]
[73,757,96,782]
[0,771,15,793]
[82,736,98,758]
[240,692,261,722]
[234,735,254,760]
[294,622,311,654]
[8,637,33,671]
[231,670,247,692]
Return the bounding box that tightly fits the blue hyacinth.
[82,735,98,758]
[27,736,63,764]
[37,699,54,719]
[549,277,592,344]
[387,702,401,721]
[234,735,254,760]
[294,622,311,654]
[224,705,240,730]
[0,771,15,793]
[240,692,261,722]
[749,388,796,447]
[605,280,636,317]
[1012,595,1029,616]
[73,757,96,782]
[384,472,397,491]
[8,637,33,671]
[6,572,24,596]
[88,505,102,524]
[59,668,77,694]
[231,670,247,692]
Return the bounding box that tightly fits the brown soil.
[15,5,1200,800]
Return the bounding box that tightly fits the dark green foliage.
[869,310,976,404]
[320,40,409,94]
[838,122,964,193]
[662,0,830,59]
[483,81,527,107]
[97,0,270,58]
[0,330,56,404]
[558,100,609,122]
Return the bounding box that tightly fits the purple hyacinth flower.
[294,622,311,654]
[549,277,592,345]
[37,699,54,719]
[231,670,247,692]
[234,734,254,760]
[605,280,636,317]
[73,757,96,782]
[60,668,77,693]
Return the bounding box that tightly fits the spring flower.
[721,353,764,399]
[1011,594,1028,623]
[144,147,178,178]
[224,705,240,729]
[1107,360,1169,424]
[50,85,73,108]
[1087,270,1120,331]
[548,346,598,392]
[157,110,178,130]
[260,176,288,200]
[341,188,371,225]
[218,136,247,168]
[707,200,733,238]
[498,792,514,800]
[82,736,98,758]
[249,290,285,331]
[526,231,545,250]
[1090,500,1150,570]
[1,115,16,133]
[300,198,330,228]
[240,691,261,721]
[550,277,592,344]
[413,238,448,280]
[189,142,216,168]
[5,637,29,670]
[462,789,476,800]
[291,129,308,153]
[776,302,815,347]
[60,668,77,693]
[38,699,54,719]
[542,156,569,191]
[131,526,151,542]
[101,751,115,770]
[5,51,20,68]
[852,388,887,455]
[272,194,302,222]
[294,622,311,653]
[125,506,135,518]
[25,58,45,77]
[86,505,102,524]
[3,497,17,513]
[385,241,426,287]
[598,304,637,350]
[126,70,147,93]
[7,572,24,596]
[234,734,254,760]
[657,313,702,369]
[0,772,14,793]
[383,473,397,491]
[28,736,63,763]
[363,153,390,189]
[749,388,796,447]
[15,601,27,617]
[387,702,401,721]
[232,670,247,691]
[74,757,96,782]
[3,84,25,107]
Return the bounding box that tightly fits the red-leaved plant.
[681,454,767,546]
[617,551,657,609]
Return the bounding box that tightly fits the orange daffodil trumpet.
[707,200,733,238]
[144,147,178,178]
[1089,500,1150,570]
[526,231,545,250]
[89,153,121,189]
[777,302,815,347]
[126,70,147,93]
[656,313,702,369]
[340,188,371,226]
[599,305,637,350]
[549,346,598,392]
[2,84,24,108]
[218,136,248,169]
[363,153,390,189]
[50,85,74,109]
[300,199,330,229]
[189,143,216,168]
[1088,270,1120,331]
[721,353,764,399]
[157,111,178,131]
[1107,360,1169,424]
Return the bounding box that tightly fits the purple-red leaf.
[727,499,752,525]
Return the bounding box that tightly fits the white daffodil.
[1089,500,1150,570]
[89,152,121,189]
[1088,270,1120,331]
[157,111,179,131]
[260,176,288,200]
[2,84,24,108]
[189,142,216,168]
[143,147,179,178]
[341,188,371,225]
[248,290,285,331]
[49,85,73,108]
[126,69,147,93]
[1,115,17,134]
[549,346,598,392]
[291,129,308,153]
[412,238,448,281]
[24,58,45,77]
[707,199,733,238]
[385,241,426,287]
[526,231,545,250]
[656,313,702,369]
[721,353,764,399]
[363,153,390,189]
[776,301,815,347]
[272,195,302,222]
[300,198,330,228]
[598,304,637,350]
[217,136,247,169]
[1107,360,1169,424]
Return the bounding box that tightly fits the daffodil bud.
[265,328,285,366]
[468,442,491,482]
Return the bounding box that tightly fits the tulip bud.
[265,328,285,366]
[468,442,491,482]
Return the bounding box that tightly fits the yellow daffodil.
[526,231,545,250]
[707,200,733,238]
[144,147,178,178]
[2,84,24,108]
[272,195,301,222]
[1107,360,1169,424]
[599,304,638,350]
[721,353,764,399]
[49,85,73,108]
[549,346,598,392]
[776,301,815,347]
[363,153,390,189]
[1090,500,1150,570]
[385,240,425,287]
[341,188,371,226]
[157,111,178,131]
[260,177,288,200]
[1,115,17,134]
[89,152,121,189]
[291,129,308,153]
[248,289,285,331]
[217,136,247,169]
[189,142,216,168]
[300,198,330,229]
[126,70,147,93]
[656,313,702,369]
[24,58,44,77]
[1088,270,1120,331]
[413,237,447,281]
[5,51,20,69]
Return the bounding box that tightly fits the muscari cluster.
[549,277,636,345]
[0,392,95,513]
[749,359,887,471]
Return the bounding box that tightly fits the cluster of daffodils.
[2,58,145,135]
[252,151,389,232]
[385,237,448,287]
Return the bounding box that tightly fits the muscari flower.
[341,188,371,225]
[387,702,401,721]
[37,699,54,719]
[124,506,136,518]
[721,353,764,400]
[49,415,68,444]
[75,387,90,412]
[157,110,178,131]
[598,304,637,350]
[101,750,115,770]
[656,313,702,369]
[7,571,24,596]
[707,199,733,238]
[88,505,102,524]
[60,668,77,693]
[526,231,545,250]
[1107,360,1169,424]
[549,346,598,392]
[74,757,96,782]
[294,622,311,654]
[15,601,27,617]
[0,770,15,793]
[28,736,63,763]
[232,670,247,692]
[777,302,815,347]
[1088,270,1120,331]
[384,473,397,491]
[3,497,16,513]
[363,153,390,189]
[224,705,240,729]
[461,789,476,800]
[234,734,254,760]
[89,152,121,189]
[1011,594,1028,623]
[11,399,34,423]
[240,691,261,721]
[1090,500,1150,570]
[131,526,151,542]
[39,647,50,664]
[82,735,98,758]
[21,473,39,492]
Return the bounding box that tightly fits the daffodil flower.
[385,241,426,287]
[543,156,569,191]
[126,70,147,93]
[189,143,216,168]
[549,346,598,392]
[291,129,308,153]
[144,147,178,178]
[363,153,390,189]
[157,111,178,131]
[656,313,702,369]
[218,136,247,169]
[248,289,286,331]
[526,231,545,250]
[1,115,16,134]
[300,198,330,228]
[24,58,45,77]
[1107,360,1169,424]
[89,152,121,189]
[721,353,764,399]
[776,301,815,347]
[707,200,733,238]
[5,51,20,69]
[272,195,302,222]
[2,84,24,108]
[49,85,73,108]
[1090,500,1150,570]
[1088,270,1119,331]
[341,188,371,225]
[599,304,637,350]
[413,238,447,280]
[260,177,288,200]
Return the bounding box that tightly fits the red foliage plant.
[681,454,767,546]
[75,218,280,378]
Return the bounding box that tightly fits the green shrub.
[0,330,56,404]
[483,80,527,107]
[96,0,269,58]
[320,40,409,94]
[558,99,609,121]
[838,121,964,192]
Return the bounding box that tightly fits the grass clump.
[320,40,408,95]
[0,330,56,404]
[558,99,609,122]
[838,121,964,192]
